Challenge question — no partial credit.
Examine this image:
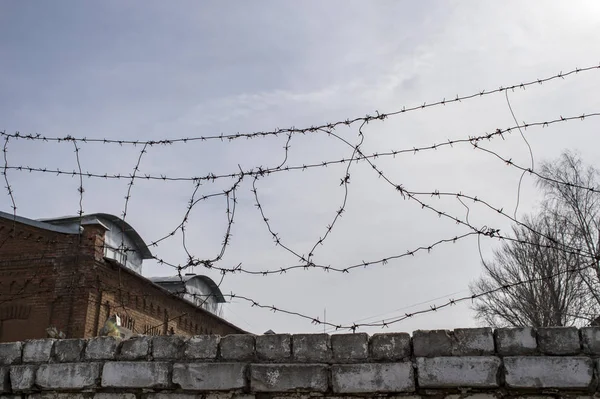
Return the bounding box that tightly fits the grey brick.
[22,340,54,363]
[27,395,87,399]
[184,336,219,360]
[292,334,331,362]
[331,333,368,361]
[581,327,600,355]
[36,363,101,389]
[118,336,150,360]
[220,335,255,361]
[504,356,593,388]
[332,363,415,393]
[413,330,452,357]
[152,335,184,359]
[94,394,136,399]
[101,362,170,388]
[256,334,291,361]
[537,327,580,355]
[251,364,328,392]
[0,343,22,365]
[452,328,494,355]
[416,357,501,388]
[173,363,246,391]
[147,395,200,399]
[52,339,85,362]
[495,327,537,355]
[10,366,36,391]
[369,333,411,360]
[85,337,119,360]
[0,367,9,393]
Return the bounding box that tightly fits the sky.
[1,1,600,334]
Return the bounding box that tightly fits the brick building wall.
[0,215,244,343]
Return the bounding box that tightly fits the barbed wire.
[1,112,598,187]
[2,62,600,336]
[1,64,598,146]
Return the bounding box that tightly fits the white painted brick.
[332,363,415,393]
[251,364,328,392]
[504,357,593,388]
[416,357,500,388]
[101,362,170,388]
[172,363,246,391]
[36,363,100,390]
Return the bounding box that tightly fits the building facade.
[0,211,245,343]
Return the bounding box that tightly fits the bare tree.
[471,151,600,327]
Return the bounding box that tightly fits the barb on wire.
[1,64,598,146]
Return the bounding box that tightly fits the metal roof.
[38,213,153,259]
[0,210,80,235]
[149,274,226,303]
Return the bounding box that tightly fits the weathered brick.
[184,336,219,360]
[0,343,22,365]
[85,337,119,360]
[332,363,415,393]
[220,335,255,361]
[173,363,246,391]
[504,357,593,388]
[413,330,452,357]
[0,367,9,393]
[369,333,411,360]
[452,328,494,355]
[256,334,291,361]
[27,395,87,399]
[416,357,501,388]
[53,340,85,362]
[537,327,580,355]
[102,362,170,388]
[147,395,200,399]
[251,364,327,392]
[331,333,368,361]
[36,363,101,389]
[495,327,537,355]
[118,336,150,360]
[10,366,36,391]
[94,394,136,399]
[292,334,331,362]
[581,327,600,355]
[152,336,185,359]
[22,340,54,363]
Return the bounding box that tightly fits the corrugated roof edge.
[0,210,80,235]
[149,274,226,303]
[39,213,153,260]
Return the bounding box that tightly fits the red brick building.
[0,211,245,342]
